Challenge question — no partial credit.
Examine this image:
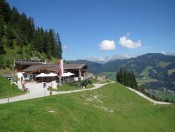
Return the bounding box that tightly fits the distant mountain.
[70,53,175,90]
[100,53,175,72]
[86,54,135,64]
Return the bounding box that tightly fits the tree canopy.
[0,0,62,69]
[116,66,138,90]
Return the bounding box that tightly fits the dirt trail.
[126,87,171,105]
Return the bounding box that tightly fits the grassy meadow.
[0,76,26,99]
[156,92,175,101]
[0,83,175,131]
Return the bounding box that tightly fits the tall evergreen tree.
[131,71,138,89]
[26,17,35,43]
[0,19,4,36]
[33,27,44,53]
[10,7,20,29]
[0,19,5,54]
[116,66,138,89]
[0,0,63,67]
[55,33,62,59]
[0,0,11,23]
[49,29,55,56]
[0,38,5,54]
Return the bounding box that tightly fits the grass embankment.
[91,78,110,84]
[155,92,175,101]
[48,83,94,92]
[0,83,175,131]
[0,76,26,99]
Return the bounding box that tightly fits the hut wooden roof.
[22,64,87,73]
[15,59,46,65]
[64,64,87,70]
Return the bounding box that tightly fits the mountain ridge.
[85,54,136,64]
[69,53,175,90]
[77,52,175,64]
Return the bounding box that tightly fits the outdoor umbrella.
[62,72,74,77]
[36,73,48,77]
[47,73,57,77]
[61,72,75,83]
[67,72,75,76]
[62,73,69,77]
[36,73,48,82]
[47,72,57,81]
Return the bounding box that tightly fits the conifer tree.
[116,66,138,90]
[34,27,44,53]
[0,19,5,54]
[55,33,62,59]
[0,0,63,67]
[0,0,11,23]
[49,29,55,56]
[131,71,138,89]
[0,38,5,54]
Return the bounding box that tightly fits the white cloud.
[161,51,175,56]
[119,33,142,49]
[99,40,116,51]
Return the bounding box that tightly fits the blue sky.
[7,0,175,60]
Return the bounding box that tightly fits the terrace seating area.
[14,59,89,85]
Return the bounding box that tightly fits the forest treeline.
[116,66,138,89]
[0,0,62,69]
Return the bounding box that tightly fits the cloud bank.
[99,40,116,51]
[161,51,175,56]
[119,33,142,48]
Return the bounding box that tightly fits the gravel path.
[0,82,107,104]
[126,87,171,105]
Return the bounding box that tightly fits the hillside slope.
[0,76,25,98]
[0,0,62,70]
[0,83,174,131]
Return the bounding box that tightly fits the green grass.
[91,78,107,84]
[0,76,26,99]
[141,66,157,78]
[0,83,175,131]
[155,92,175,101]
[137,78,159,86]
[0,68,11,75]
[86,83,95,88]
[159,61,172,68]
[57,83,80,91]
[168,68,175,75]
[91,78,102,83]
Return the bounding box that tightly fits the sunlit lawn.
[0,76,26,99]
[0,83,175,131]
